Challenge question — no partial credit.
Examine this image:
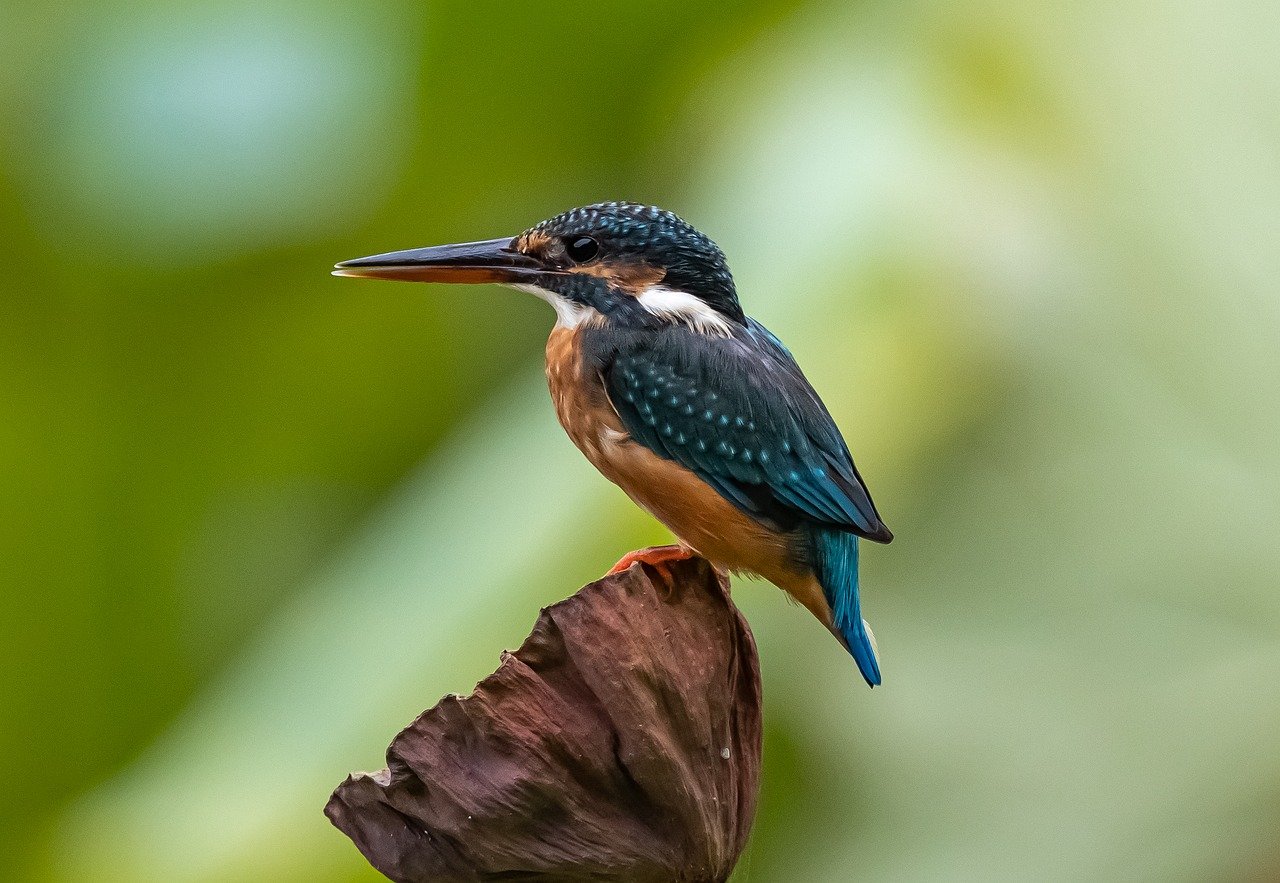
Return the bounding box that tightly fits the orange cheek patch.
[575,261,666,294]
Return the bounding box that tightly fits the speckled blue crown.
[531,202,740,319]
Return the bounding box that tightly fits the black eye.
[564,236,600,264]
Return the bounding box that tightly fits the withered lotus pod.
[326,557,762,882]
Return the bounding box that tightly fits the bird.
[334,202,893,686]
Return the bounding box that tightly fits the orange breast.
[545,329,832,626]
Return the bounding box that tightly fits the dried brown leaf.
[326,557,762,882]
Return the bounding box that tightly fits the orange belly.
[545,328,833,626]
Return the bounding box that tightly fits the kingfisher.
[334,202,893,686]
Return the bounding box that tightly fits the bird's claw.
[608,545,695,594]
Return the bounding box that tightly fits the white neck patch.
[509,283,602,330]
[510,281,732,336]
[635,285,734,336]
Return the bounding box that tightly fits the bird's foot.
[607,545,695,589]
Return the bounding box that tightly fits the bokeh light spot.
[34,4,416,264]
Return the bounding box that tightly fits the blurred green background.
[4,0,1279,880]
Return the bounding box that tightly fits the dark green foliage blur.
[3,1,1278,880]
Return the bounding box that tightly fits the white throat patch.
[510,281,732,336]
[509,283,602,329]
[635,285,734,336]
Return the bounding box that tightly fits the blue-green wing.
[602,320,892,542]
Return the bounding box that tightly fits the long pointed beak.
[332,237,544,284]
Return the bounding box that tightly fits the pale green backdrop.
[3,1,1278,880]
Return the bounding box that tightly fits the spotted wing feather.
[601,321,892,542]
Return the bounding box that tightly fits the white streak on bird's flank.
[598,425,629,448]
[509,283,603,329]
[636,285,734,336]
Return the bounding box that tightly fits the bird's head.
[335,202,742,333]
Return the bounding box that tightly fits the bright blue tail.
[813,528,881,687]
